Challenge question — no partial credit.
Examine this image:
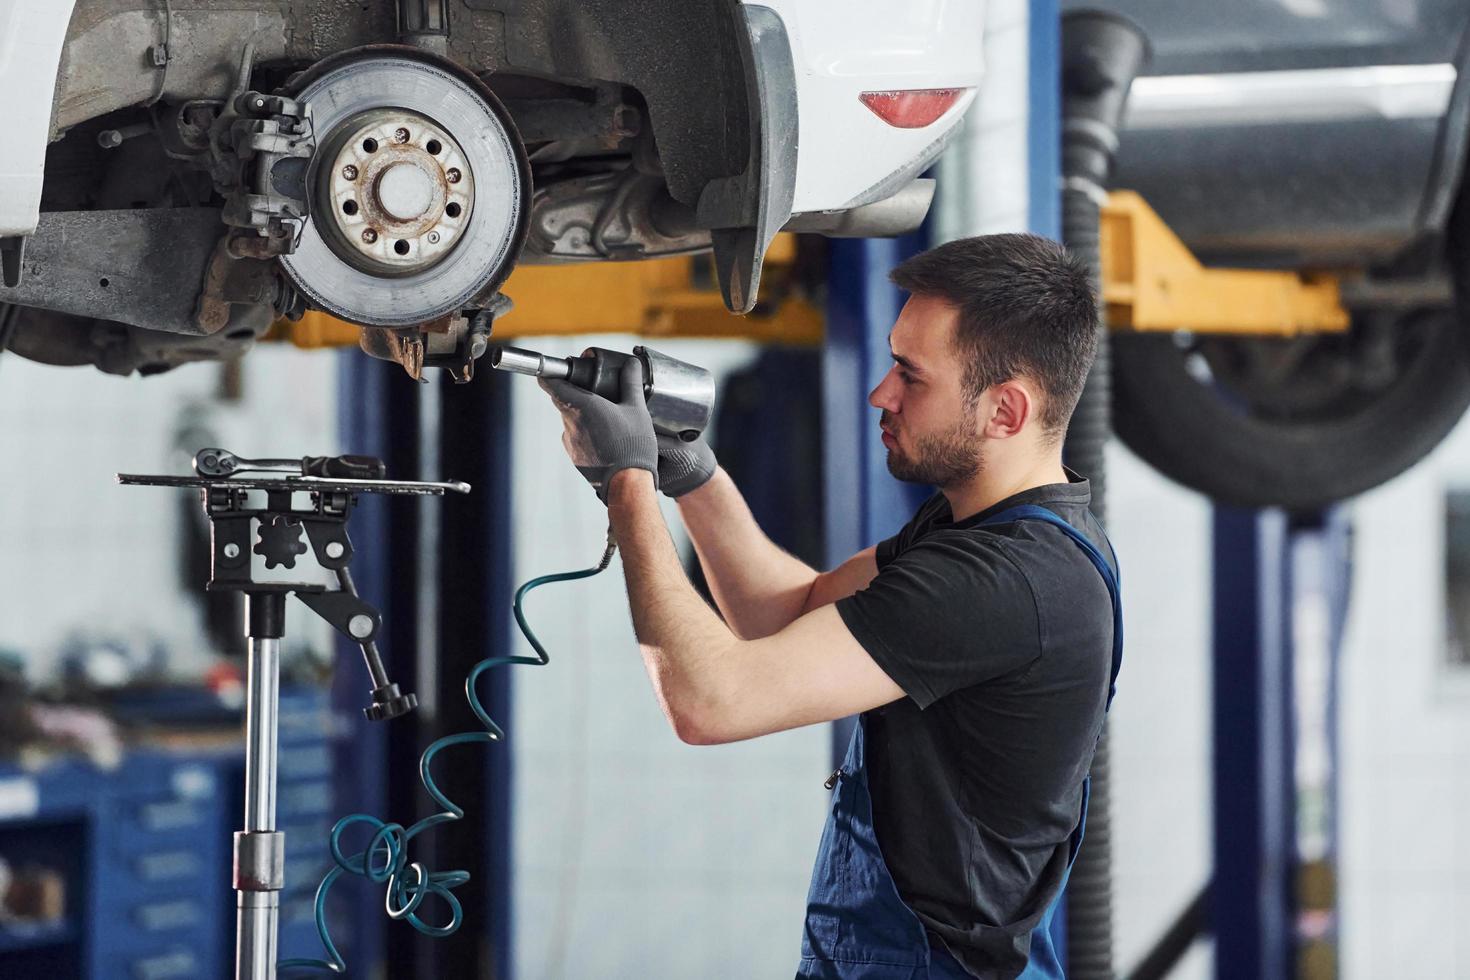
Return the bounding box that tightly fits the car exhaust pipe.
[782,179,936,238]
[1059,10,1149,980]
[651,180,936,242]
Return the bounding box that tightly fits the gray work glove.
[656,433,717,498]
[540,357,658,502]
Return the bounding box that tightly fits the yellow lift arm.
[268,233,823,349]
[1099,191,1348,336]
[266,194,1348,350]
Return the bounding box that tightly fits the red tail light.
[859,88,971,129]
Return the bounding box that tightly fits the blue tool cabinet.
[272,688,348,969]
[0,687,351,979]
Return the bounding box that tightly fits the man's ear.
[983,380,1033,439]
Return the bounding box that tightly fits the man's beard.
[882,411,983,487]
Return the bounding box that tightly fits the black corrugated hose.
[1059,11,1149,980]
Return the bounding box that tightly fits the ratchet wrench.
[193,447,387,480]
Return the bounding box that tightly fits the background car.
[1069,0,1470,509]
[0,0,982,379]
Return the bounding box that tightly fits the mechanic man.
[540,233,1121,980]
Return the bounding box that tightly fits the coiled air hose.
[1060,11,1149,979]
[280,532,618,974]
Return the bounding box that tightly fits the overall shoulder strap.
[978,504,1123,712]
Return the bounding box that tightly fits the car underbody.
[3,0,938,379]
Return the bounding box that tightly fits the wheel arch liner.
[476,0,754,208]
[702,4,798,314]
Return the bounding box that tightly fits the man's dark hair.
[889,233,1098,440]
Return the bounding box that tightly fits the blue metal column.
[1029,0,1061,242]
[335,355,513,977]
[822,234,929,762]
[1212,506,1296,980]
[1028,0,1065,958]
[433,372,515,980]
[334,350,423,975]
[822,235,929,554]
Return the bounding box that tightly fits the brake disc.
[280,50,529,327]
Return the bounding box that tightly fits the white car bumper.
[0,0,78,238]
[751,0,986,215]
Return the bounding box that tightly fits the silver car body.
[1067,0,1470,270]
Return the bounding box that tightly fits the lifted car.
[1073,0,1470,509]
[0,0,982,379]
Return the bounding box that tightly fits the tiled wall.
[0,345,339,681]
[508,336,830,979]
[1104,407,1470,979]
[1338,409,1470,978]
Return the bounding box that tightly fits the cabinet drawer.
[107,946,201,980]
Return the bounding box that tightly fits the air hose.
[280,532,618,975]
[1060,11,1149,979]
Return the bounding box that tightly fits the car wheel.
[279,47,530,328]
[1110,305,1470,512]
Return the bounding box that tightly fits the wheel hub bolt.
[393,127,410,143]
[342,164,358,180]
[361,229,378,244]
[446,168,461,184]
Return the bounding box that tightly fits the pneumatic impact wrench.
[489,344,716,441]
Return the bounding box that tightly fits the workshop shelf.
[0,686,351,977]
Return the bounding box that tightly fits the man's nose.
[869,369,900,412]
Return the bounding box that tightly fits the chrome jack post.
[237,593,285,980]
[119,449,470,979]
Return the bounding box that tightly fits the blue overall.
[798,505,1123,980]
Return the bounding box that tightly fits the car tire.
[1110,304,1470,512]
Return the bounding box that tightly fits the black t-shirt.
[833,471,1117,979]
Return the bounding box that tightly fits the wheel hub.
[376,165,433,221]
[321,110,476,274]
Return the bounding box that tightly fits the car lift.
[263,194,1350,353]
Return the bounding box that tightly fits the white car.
[0,0,983,378]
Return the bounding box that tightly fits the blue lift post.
[434,370,516,980]
[1029,0,1062,243]
[822,233,929,761]
[336,355,515,978]
[332,350,404,973]
[1212,506,1352,979]
[1212,506,1297,980]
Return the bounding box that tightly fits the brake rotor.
[280,50,529,327]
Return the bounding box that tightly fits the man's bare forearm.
[607,468,739,741]
[672,468,819,639]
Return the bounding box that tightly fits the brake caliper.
[208,47,316,258]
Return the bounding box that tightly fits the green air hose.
[280,532,618,974]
